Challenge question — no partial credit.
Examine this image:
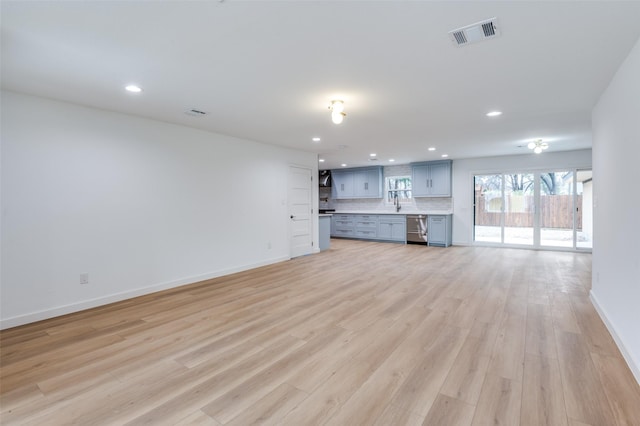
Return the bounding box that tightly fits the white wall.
[591,37,640,383]
[451,149,592,245]
[0,91,318,328]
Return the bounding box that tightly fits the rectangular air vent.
[449,17,500,47]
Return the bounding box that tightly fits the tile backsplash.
[323,196,453,213]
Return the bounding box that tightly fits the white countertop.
[318,214,333,217]
[331,210,452,215]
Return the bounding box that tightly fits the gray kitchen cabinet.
[411,160,452,197]
[332,167,383,199]
[331,213,405,243]
[319,216,331,251]
[354,168,383,198]
[331,171,355,198]
[354,214,378,239]
[378,215,406,242]
[428,214,452,247]
[331,214,355,237]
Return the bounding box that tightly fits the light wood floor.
[2,239,640,425]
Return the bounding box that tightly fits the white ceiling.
[2,1,640,169]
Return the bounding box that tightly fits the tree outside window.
[386,176,412,203]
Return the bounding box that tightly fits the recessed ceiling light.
[312,137,321,142]
[370,153,377,157]
[341,163,347,167]
[486,111,502,117]
[125,85,142,93]
[428,147,436,151]
[319,158,325,162]
[389,159,395,162]
[441,154,449,158]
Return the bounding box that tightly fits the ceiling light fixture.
[486,111,502,117]
[441,154,449,158]
[428,147,436,151]
[389,159,395,162]
[370,153,377,157]
[312,137,321,142]
[329,100,346,124]
[341,163,347,167]
[125,85,142,93]
[319,158,325,163]
[527,139,549,154]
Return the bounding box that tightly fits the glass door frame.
[473,168,592,252]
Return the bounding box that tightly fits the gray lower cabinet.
[377,216,406,242]
[332,214,355,238]
[354,214,378,239]
[331,213,405,243]
[319,216,331,251]
[331,213,451,246]
[427,215,452,247]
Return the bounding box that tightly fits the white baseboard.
[0,255,290,330]
[590,290,640,385]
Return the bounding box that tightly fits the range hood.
[319,170,331,187]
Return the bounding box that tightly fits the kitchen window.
[386,176,412,203]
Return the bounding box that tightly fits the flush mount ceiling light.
[125,84,142,93]
[329,100,346,124]
[528,139,549,154]
[312,137,321,142]
[486,111,502,117]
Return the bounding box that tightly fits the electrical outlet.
[80,273,89,285]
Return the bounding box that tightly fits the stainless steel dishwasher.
[406,214,428,244]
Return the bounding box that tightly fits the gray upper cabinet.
[411,160,452,197]
[331,171,355,198]
[332,166,383,199]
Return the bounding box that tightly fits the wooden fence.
[475,194,582,229]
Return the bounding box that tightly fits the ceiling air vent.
[449,18,500,47]
[185,109,208,116]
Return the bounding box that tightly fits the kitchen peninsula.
[318,213,332,251]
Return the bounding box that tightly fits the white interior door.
[289,166,313,258]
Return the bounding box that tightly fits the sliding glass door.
[474,169,592,250]
[474,174,502,243]
[504,173,534,246]
[540,171,574,247]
